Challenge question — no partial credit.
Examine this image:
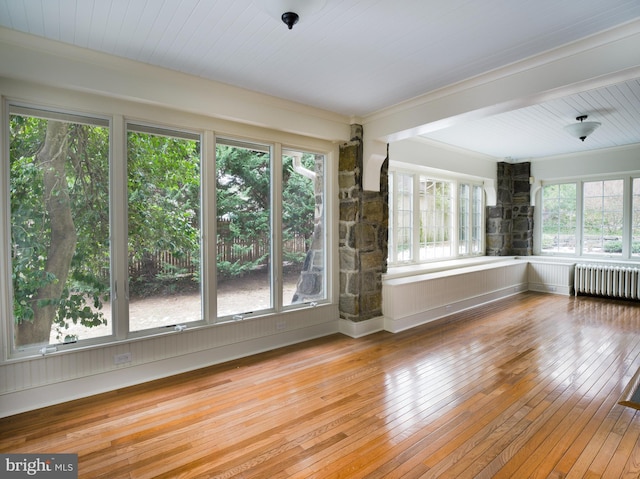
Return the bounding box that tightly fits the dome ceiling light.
[564,115,601,142]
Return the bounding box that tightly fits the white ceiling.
[1,0,639,160]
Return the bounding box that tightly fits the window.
[388,172,414,263]
[583,179,624,255]
[540,183,577,254]
[388,169,484,265]
[459,184,484,255]
[539,177,638,259]
[4,103,329,357]
[215,139,272,318]
[9,107,112,350]
[419,178,453,260]
[127,125,202,332]
[281,149,326,306]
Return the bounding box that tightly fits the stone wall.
[486,162,533,256]
[339,125,388,322]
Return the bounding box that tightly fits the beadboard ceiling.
[1,0,639,160]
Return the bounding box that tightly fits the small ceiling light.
[255,0,327,30]
[564,115,601,142]
[281,11,299,29]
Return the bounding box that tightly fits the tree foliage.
[11,116,110,346]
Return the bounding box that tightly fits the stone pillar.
[486,162,533,256]
[339,125,388,322]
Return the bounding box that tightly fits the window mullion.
[111,115,129,340]
[202,130,216,322]
[272,143,283,312]
[622,176,632,258]
[413,174,420,262]
[452,182,459,257]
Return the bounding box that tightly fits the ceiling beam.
[363,20,640,143]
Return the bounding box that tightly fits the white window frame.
[388,166,485,266]
[536,174,639,261]
[2,99,333,360]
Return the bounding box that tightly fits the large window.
[281,149,326,307]
[4,104,328,357]
[9,107,112,350]
[388,169,484,265]
[539,176,638,258]
[127,125,202,332]
[419,178,453,260]
[540,183,577,254]
[583,179,624,255]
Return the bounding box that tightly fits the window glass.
[458,184,470,255]
[540,183,577,254]
[393,173,413,261]
[282,150,326,306]
[583,179,623,255]
[634,178,640,257]
[215,139,272,318]
[10,108,111,350]
[127,125,202,331]
[419,178,453,260]
[471,185,483,254]
[388,170,481,265]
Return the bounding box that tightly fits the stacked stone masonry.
[486,162,533,256]
[338,125,388,322]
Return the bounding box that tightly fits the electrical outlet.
[276,320,287,331]
[114,352,132,365]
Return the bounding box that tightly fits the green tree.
[127,131,200,295]
[11,117,110,346]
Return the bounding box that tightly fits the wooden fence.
[129,224,308,279]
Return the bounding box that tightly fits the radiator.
[574,264,640,300]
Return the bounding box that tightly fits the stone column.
[486,162,533,256]
[339,125,388,322]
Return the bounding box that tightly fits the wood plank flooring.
[2,292,640,478]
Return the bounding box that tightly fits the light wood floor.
[3,292,640,478]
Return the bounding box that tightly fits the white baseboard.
[339,316,384,338]
[528,282,572,296]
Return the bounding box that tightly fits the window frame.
[388,166,486,266]
[2,99,333,360]
[536,174,639,261]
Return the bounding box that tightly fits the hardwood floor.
[2,292,640,478]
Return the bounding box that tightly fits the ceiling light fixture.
[255,0,327,30]
[281,12,299,29]
[564,115,601,142]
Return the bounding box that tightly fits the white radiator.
[574,264,640,300]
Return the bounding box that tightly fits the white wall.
[531,144,640,181]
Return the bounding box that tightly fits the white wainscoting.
[527,260,575,296]
[383,259,529,333]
